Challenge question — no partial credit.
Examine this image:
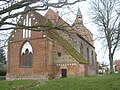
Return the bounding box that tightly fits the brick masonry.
[7,8,97,80]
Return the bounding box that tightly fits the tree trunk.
[109,53,114,74]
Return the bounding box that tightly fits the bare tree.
[0,0,86,47]
[89,0,120,73]
[0,0,85,31]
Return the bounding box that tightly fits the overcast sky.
[36,0,112,64]
[1,0,120,64]
[53,0,120,64]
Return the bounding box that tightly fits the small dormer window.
[22,14,32,38]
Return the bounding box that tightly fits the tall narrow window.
[22,53,25,66]
[87,48,89,62]
[22,14,32,38]
[26,15,29,26]
[23,19,26,38]
[29,52,32,66]
[92,51,94,64]
[80,43,83,55]
[28,17,31,38]
[25,49,29,66]
[26,15,29,38]
[29,30,31,38]
[20,42,33,68]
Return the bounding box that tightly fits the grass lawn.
[0,79,38,90]
[28,74,120,90]
[0,74,119,90]
[0,76,6,81]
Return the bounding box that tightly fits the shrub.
[0,62,7,76]
[0,70,6,76]
[0,76,6,80]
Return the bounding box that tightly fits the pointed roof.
[24,6,31,12]
[77,8,82,18]
[72,7,83,26]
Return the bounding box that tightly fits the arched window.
[29,52,32,66]
[80,43,83,55]
[25,49,29,66]
[20,42,33,68]
[87,48,89,62]
[22,53,25,66]
[92,51,94,64]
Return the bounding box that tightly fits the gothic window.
[80,43,83,55]
[25,49,29,66]
[92,51,94,64]
[87,48,89,62]
[29,52,32,66]
[94,53,97,63]
[23,14,32,38]
[22,53,25,66]
[20,42,33,68]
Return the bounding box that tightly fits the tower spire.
[72,7,83,31]
[77,8,82,18]
[74,7,83,25]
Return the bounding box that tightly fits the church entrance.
[61,69,67,77]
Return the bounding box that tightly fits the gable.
[10,7,89,64]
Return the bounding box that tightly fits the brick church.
[6,6,97,80]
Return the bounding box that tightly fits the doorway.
[61,69,67,77]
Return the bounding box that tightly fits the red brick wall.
[115,64,120,73]
[7,9,97,80]
[7,37,53,79]
[54,64,85,78]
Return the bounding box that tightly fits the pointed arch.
[20,41,33,68]
[87,48,89,62]
[80,43,83,55]
[92,51,94,64]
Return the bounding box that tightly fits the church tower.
[75,7,83,24]
[72,7,94,45]
[72,8,83,31]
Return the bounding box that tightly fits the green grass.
[0,80,38,90]
[0,74,119,90]
[0,76,6,81]
[28,74,120,90]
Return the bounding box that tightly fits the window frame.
[20,42,33,68]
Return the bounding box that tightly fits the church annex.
[7,7,97,80]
